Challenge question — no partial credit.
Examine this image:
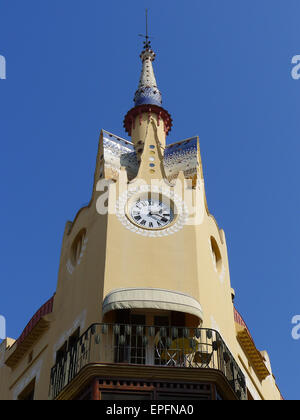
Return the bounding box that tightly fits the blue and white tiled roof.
[134,47,162,107]
[102,131,199,182]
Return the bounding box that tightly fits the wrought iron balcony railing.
[49,323,247,400]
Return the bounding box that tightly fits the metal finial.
[139,9,153,49]
[146,8,149,43]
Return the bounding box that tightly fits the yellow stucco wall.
[0,115,282,400]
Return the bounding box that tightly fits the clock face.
[129,198,174,230]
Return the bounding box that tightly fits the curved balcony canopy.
[102,288,203,321]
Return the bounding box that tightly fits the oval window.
[71,229,87,265]
[210,237,222,273]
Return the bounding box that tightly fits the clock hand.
[149,213,159,219]
[149,213,169,222]
[150,209,170,216]
[148,213,162,221]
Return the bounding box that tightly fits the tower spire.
[135,10,162,107]
[123,11,172,137]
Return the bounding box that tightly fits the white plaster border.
[12,358,43,400]
[115,185,189,237]
[66,237,88,275]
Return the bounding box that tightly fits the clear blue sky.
[0,0,299,400]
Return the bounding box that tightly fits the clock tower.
[0,27,283,401]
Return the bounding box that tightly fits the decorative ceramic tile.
[102,131,199,183]
[164,137,199,181]
[134,47,162,107]
[102,131,139,181]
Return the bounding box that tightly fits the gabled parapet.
[98,130,201,185]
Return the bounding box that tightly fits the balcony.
[49,323,247,400]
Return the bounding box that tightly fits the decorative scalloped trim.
[116,185,189,237]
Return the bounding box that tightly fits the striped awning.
[102,288,203,321]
